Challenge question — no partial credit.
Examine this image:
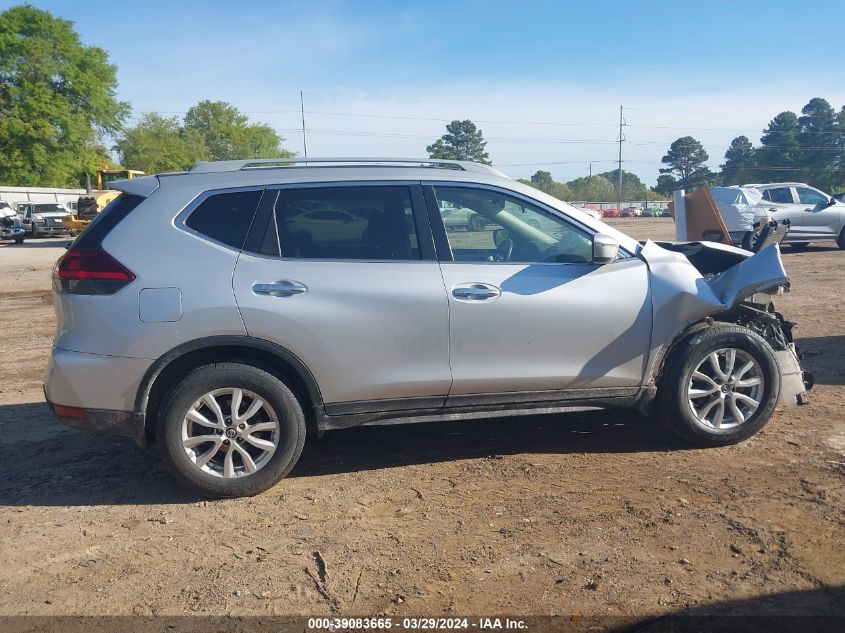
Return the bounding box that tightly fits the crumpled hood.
[639,240,789,351]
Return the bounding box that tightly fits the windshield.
[34,203,67,213]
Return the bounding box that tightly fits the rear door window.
[259,186,421,260]
[761,187,793,203]
[185,189,264,249]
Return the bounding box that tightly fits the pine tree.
[427,120,491,164]
[720,136,755,185]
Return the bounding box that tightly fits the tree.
[653,174,680,197]
[797,98,839,189]
[519,170,573,200]
[183,100,291,161]
[530,170,554,190]
[659,136,714,192]
[565,175,616,202]
[115,114,206,173]
[0,5,129,186]
[757,111,800,182]
[596,169,649,201]
[720,136,755,185]
[426,119,491,164]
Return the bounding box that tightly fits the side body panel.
[439,258,653,394]
[232,256,451,404]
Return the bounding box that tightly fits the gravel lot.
[1,219,843,619]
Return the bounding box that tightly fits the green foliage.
[115,114,206,173]
[755,111,801,182]
[116,102,293,172]
[427,120,491,164]
[659,136,714,192]
[796,98,839,189]
[653,174,679,197]
[719,136,755,185]
[565,175,616,202]
[0,4,129,186]
[595,168,649,200]
[184,100,289,161]
[519,170,573,200]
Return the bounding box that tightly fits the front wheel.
[156,362,307,498]
[786,242,809,250]
[658,326,780,447]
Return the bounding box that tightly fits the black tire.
[14,238,23,244]
[786,242,810,250]
[156,362,306,498]
[658,325,780,447]
[837,227,845,250]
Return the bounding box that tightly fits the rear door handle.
[452,283,501,301]
[252,280,307,297]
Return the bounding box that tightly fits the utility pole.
[300,90,308,158]
[589,162,592,178]
[617,105,625,211]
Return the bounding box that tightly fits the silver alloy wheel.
[687,348,764,430]
[180,388,280,478]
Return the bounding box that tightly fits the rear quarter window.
[185,189,263,249]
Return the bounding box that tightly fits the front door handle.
[452,283,501,301]
[252,280,307,297]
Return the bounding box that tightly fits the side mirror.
[493,229,510,247]
[592,233,619,265]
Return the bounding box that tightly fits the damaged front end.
[641,240,813,407]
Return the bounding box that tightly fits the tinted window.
[433,186,593,264]
[263,186,420,260]
[185,189,263,249]
[34,203,67,213]
[796,187,828,205]
[762,187,793,203]
[73,193,145,249]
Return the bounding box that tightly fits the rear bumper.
[44,346,152,445]
[46,399,145,445]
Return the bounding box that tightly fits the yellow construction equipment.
[65,169,145,235]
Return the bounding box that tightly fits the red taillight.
[53,404,86,419]
[53,249,135,295]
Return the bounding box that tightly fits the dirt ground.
[1,218,843,621]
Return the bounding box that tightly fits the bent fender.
[640,241,789,351]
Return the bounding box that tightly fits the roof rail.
[189,157,508,178]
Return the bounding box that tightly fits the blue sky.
[8,0,845,184]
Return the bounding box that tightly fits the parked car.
[17,202,70,237]
[439,203,488,231]
[45,158,811,497]
[659,209,672,217]
[741,183,845,249]
[621,206,642,218]
[0,202,25,244]
[602,208,621,218]
[573,206,602,221]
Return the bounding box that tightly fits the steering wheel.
[495,238,513,262]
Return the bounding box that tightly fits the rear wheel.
[658,326,780,447]
[14,237,23,244]
[837,227,845,250]
[157,362,306,497]
[787,242,810,250]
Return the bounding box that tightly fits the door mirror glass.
[592,233,619,264]
[492,229,509,247]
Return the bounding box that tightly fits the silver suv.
[45,158,812,497]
